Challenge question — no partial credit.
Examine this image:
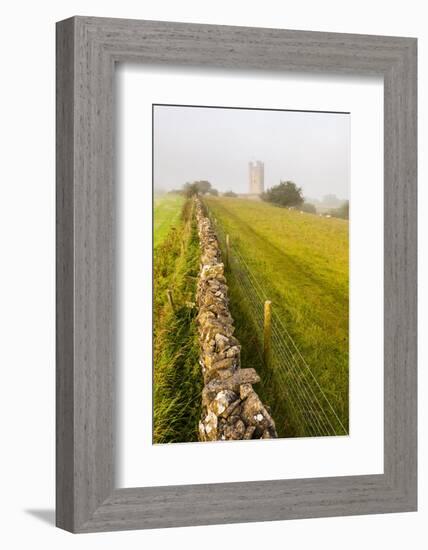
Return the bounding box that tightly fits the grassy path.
[205,197,349,436]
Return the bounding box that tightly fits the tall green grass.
[153,199,202,443]
[205,197,349,437]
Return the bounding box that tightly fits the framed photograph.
[56,16,417,532]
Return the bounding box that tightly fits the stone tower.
[249,161,264,194]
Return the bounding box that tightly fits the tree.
[223,190,237,197]
[180,180,219,197]
[182,182,199,197]
[300,202,317,214]
[194,180,212,194]
[329,200,349,220]
[340,200,349,219]
[261,181,304,207]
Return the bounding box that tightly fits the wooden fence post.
[264,300,272,368]
[225,234,230,269]
[166,289,175,313]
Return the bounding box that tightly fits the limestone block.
[209,390,238,416]
[195,198,277,442]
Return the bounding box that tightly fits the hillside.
[204,196,349,437]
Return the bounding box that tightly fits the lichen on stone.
[194,198,277,442]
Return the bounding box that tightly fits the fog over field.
[153,105,350,200]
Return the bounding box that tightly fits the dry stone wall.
[195,198,277,441]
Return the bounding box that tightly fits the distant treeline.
[168,179,348,219]
[168,182,238,199]
[261,181,348,219]
[169,180,219,197]
[327,201,349,219]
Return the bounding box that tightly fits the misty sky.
[153,105,350,200]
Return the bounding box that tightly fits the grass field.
[153,193,185,249]
[153,198,202,443]
[204,196,349,437]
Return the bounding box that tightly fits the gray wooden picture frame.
[56,16,417,533]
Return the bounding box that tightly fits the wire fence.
[207,208,348,438]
